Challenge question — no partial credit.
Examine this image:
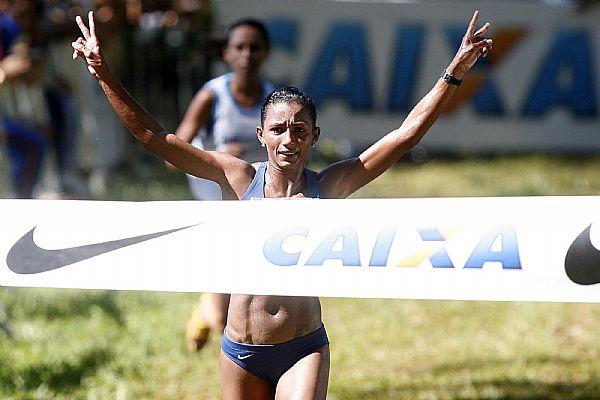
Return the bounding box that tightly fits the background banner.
[1,198,599,302]
[214,0,600,154]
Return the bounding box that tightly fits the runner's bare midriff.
[226,294,322,344]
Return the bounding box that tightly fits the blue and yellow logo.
[263,225,521,269]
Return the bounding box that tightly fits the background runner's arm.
[174,88,215,144]
[164,88,214,170]
[320,11,492,199]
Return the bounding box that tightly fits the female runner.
[72,10,492,399]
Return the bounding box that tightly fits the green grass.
[2,155,600,399]
[351,155,600,198]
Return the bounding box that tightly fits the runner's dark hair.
[226,18,271,49]
[261,86,318,127]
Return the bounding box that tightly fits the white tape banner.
[1,198,599,302]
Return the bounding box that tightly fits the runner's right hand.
[71,11,105,79]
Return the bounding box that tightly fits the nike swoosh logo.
[564,224,600,285]
[6,224,200,274]
[237,354,253,360]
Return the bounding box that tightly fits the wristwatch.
[441,69,462,87]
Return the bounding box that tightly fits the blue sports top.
[241,162,326,200]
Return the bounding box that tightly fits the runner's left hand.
[446,11,493,79]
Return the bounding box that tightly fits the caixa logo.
[263,225,521,269]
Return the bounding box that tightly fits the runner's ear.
[257,126,265,147]
[311,127,320,146]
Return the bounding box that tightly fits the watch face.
[442,71,461,86]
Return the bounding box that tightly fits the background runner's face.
[259,101,319,171]
[223,25,269,77]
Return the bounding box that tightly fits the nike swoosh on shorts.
[564,224,600,285]
[6,224,199,274]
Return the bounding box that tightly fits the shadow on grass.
[335,380,600,400]
[0,346,114,393]
[334,356,600,400]
[424,355,588,375]
[335,379,600,400]
[2,289,123,325]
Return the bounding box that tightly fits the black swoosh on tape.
[564,224,600,285]
[6,224,199,274]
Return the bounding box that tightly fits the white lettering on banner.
[1,198,600,302]
[215,1,600,152]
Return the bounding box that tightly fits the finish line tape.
[1,197,599,302]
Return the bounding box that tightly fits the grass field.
[2,155,600,399]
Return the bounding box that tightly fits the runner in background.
[167,18,274,351]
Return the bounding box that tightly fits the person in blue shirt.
[73,10,492,399]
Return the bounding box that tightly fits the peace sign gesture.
[447,10,493,80]
[71,11,104,79]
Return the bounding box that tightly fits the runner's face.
[258,102,319,171]
[224,25,269,77]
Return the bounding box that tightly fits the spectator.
[0,0,50,198]
[1,0,89,199]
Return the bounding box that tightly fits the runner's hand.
[71,11,104,79]
[447,11,493,79]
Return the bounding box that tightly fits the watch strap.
[441,69,462,86]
